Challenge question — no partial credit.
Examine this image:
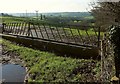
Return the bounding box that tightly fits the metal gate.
[2,22,102,48]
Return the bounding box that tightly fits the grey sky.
[0,0,95,13]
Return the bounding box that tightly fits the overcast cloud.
[0,0,94,13]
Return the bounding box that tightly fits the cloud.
[0,0,93,13]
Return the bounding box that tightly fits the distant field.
[1,16,26,23]
[2,39,101,82]
[64,28,104,36]
[1,16,104,37]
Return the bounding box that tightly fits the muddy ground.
[0,44,24,65]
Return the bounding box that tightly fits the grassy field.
[64,28,104,36]
[1,16,26,23]
[1,39,101,82]
[1,16,104,37]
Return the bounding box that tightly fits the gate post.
[98,27,101,48]
[2,22,5,33]
[100,33,108,82]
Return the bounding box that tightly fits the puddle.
[1,64,26,82]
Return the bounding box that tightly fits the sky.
[0,0,96,13]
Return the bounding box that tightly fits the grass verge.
[2,39,101,82]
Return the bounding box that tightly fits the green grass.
[2,39,101,82]
[84,16,94,19]
[1,16,26,23]
[0,39,1,42]
[64,28,104,36]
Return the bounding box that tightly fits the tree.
[91,1,120,31]
[92,1,120,79]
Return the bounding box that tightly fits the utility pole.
[26,10,28,17]
[35,10,38,21]
[1,13,3,23]
[25,10,28,22]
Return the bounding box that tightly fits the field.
[1,16,104,37]
[64,28,104,36]
[1,13,116,82]
[1,39,101,82]
[1,16,26,23]
[2,17,104,46]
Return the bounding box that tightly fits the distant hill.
[9,12,92,17]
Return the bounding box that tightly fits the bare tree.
[91,1,120,81]
[91,1,120,31]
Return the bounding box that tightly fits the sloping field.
[1,39,101,82]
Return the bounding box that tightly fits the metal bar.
[76,26,84,44]
[13,23,16,34]
[22,23,27,35]
[69,25,77,43]
[14,23,19,34]
[24,23,28,36]
[11,23,15,33]
[27,22,31,36]
[32,23,38,38]
[11,23,13,34]
[38,23,44,39]
[9,23,12,33]
[14,23,17,34]
[62,26,69,42]
[7,23,10,32]
[55,26,63,42]
[8,23,11,33]
[16,23,21,35]
[29,27,33,37]
[6,23,9,32]
[3,23,7,32]
[12,23,16,34]
[43,24,50,40]
[49,25,56,40]
[85,27,91,43]
[27,22,33,37]
[2,23,8,32]
[2,23,5,33]
[19,23,24,35]
[17,23,22,35]
[80,26,87,44]
[18,23,21,35]
[93,26,98,38]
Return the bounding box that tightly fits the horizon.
[1,11,91,14]
[2,12,91,17]
[1,11,90,14]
